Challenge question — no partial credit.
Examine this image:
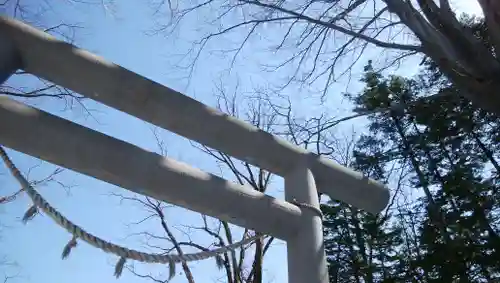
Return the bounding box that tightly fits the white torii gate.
[0,16,389,283]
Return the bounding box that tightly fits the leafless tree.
[111,76,371,282]
[111,87,278,283]
[195,83,408,282]
[149,0,500,116]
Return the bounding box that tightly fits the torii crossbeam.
[0,16,389,283]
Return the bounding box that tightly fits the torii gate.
[0,16,389,283]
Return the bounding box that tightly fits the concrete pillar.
[285,162,329,283]
[0,32,21,84]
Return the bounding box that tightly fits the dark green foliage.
[322,58,500,282]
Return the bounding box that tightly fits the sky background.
[0,1,483,282]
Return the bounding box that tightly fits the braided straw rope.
[290,199,323,218]
[0,146,263,278]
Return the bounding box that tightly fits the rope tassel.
[22,204,38,223]
[62,236,78,259]
[114,257,127,278]
[0,146,264,281]
[168,260,176,281]
[215,255,224,270]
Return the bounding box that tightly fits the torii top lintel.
[0,16,389,214]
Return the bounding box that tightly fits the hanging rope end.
[22,204,38,224]
[215,255,224,270]
[114,257,127,278]
[62,235,78,259]
[168,260,176,281]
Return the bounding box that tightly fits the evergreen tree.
[318,14,500,282]
[323,60,500,282]
[322,125,405,282]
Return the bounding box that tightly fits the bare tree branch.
[152,0,500,114]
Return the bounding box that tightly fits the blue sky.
[0,1,482,282]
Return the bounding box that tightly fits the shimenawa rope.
[0,146,323,279]
[0,146,262,279]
